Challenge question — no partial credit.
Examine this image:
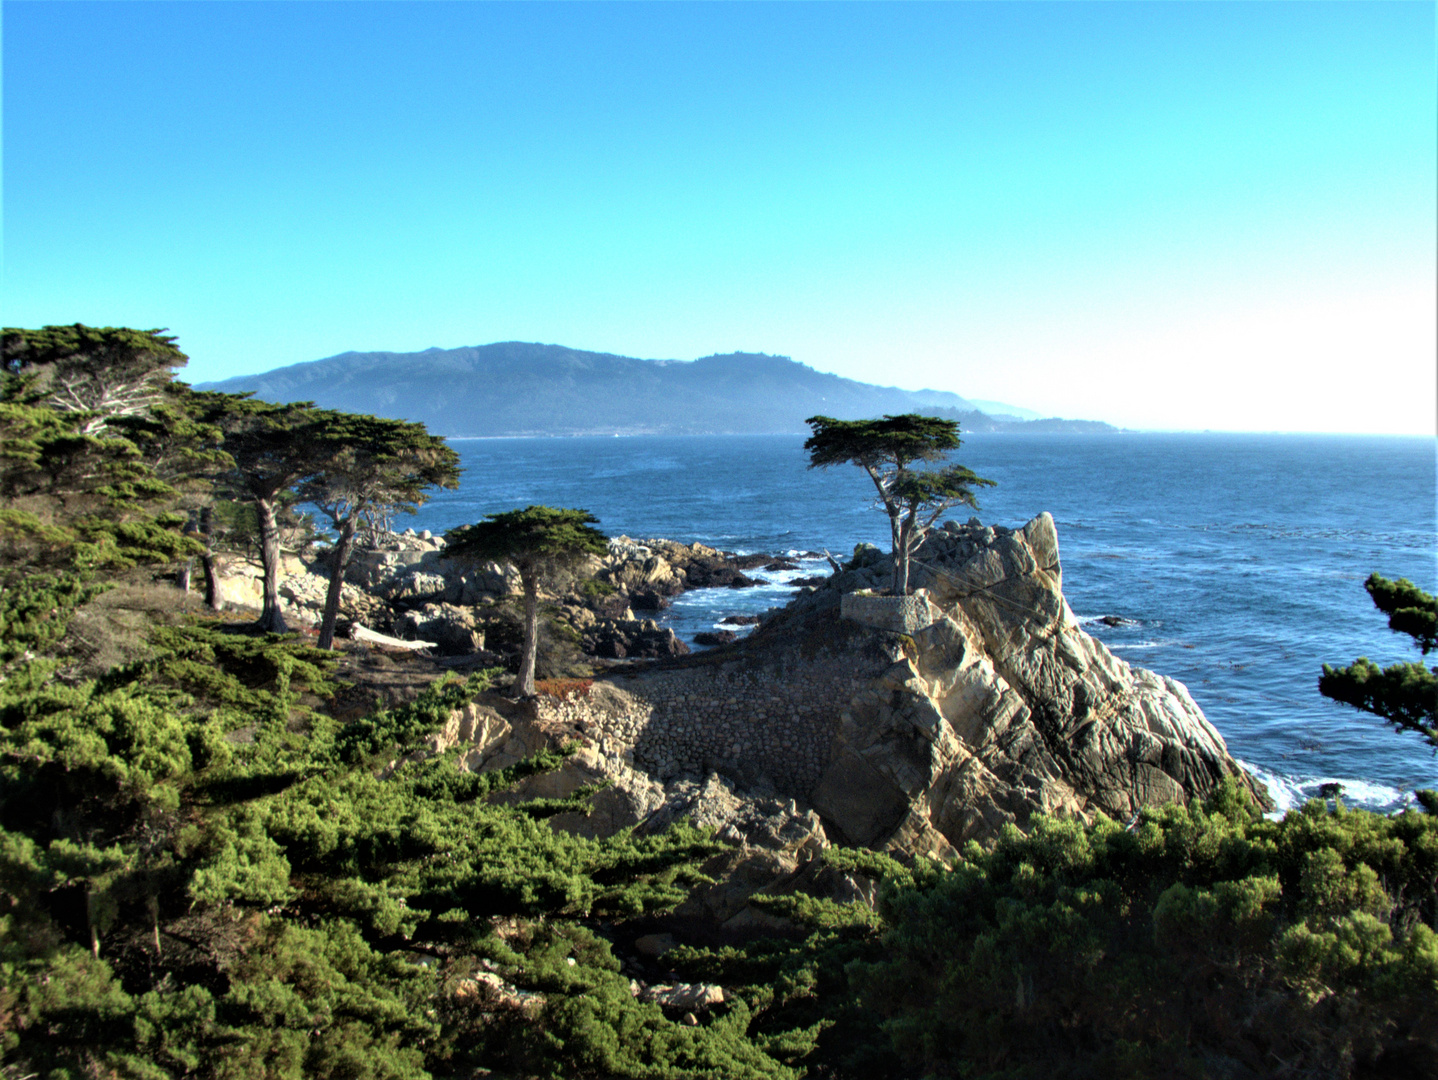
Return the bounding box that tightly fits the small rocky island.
[213,512,1265,897]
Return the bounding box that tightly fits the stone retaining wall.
[839,590,938,634]
[541,648,887,798]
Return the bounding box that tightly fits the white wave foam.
[1076,613,1142,627]
[1239,760,1410,817]
[711,621,756,635]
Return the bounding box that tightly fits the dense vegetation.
[2,325,1433,1078]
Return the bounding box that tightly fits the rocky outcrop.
[600,537,760,602]
[815,515,1266,850]
[337,530,519,607]
[393,603,486,656]
[534,514,1265,856]
[582,618,691,660]
[692,630,737,647]
[212,529,761,658]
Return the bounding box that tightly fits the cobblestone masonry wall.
[839,591,938,634]
[538,648,888,798]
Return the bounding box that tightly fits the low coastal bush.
[669,784,1437,1079]
[535,677,594,701]
[3,332,1433,1079]
[0,631,757,1078]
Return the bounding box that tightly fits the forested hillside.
[198,342,1113,437]
[2,324,1432,1079]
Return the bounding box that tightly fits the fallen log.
[350,624,437,651]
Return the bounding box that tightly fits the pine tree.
[2,323,188,434]
[1320,573,1438,751]
[193,393,333,633]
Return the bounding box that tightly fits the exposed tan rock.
[541,513,1265,857]
[637,982,725,1011]
[809,513,1266,848]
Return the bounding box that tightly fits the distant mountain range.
[197,342,1115,437]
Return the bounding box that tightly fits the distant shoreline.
[437,429,1430,441]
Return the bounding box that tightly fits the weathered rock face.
[599,537,761,603]
[340,533,520,607]
[393,603,486,656]
[582,618,691,660]
[212,552,389,625]
[548,513,1265,855]
[821,514,1267,852]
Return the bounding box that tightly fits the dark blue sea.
[403,433,1437,814]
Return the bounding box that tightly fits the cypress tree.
[446,507,607,695]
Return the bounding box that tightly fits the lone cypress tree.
[1320,573,1438,753]
[446,506,607,696]
[804,413,994,595]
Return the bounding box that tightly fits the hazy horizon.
[4,2,1434,435]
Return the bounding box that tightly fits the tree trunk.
[317,516,356,650]
[202,554,222,610]
[517,569,539,697]
[149,893,162,958]
[865,464,905,595]
[896,506,922,596]
[200,505,223,610]
[255,496,290,634]
[86,891,101,959]
[176,557,193,593]
[887,509,906,595]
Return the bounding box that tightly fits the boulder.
[378,568,453,605]
[628,587,673,611]
[763,558,800,572]
[603,549,686,598]
[693,630,737,647]
[584,619,691,660]
[638,983,724,1011]
[394,603,485,656]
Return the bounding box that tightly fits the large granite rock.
[808,513,1266,853]
[583,618,691,660]
[538,513,1265,858]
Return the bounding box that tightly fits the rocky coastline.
[210,513,1267,927]
[209,528,780,665]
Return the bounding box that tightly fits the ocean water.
[403,433,1437,813]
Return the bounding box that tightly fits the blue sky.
[3,1,1433,432]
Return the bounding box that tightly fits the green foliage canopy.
[298,412,461,649]
[1321,574,1438,752]
[2,324,188,434]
